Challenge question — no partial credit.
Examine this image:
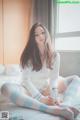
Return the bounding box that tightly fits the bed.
[0,98,80,120]
[0,102,65,120]
[0,64,80,120]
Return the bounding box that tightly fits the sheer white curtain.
[55,4,80,51]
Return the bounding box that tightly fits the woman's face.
[34,26,46,48]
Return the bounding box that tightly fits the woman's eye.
[35,34,38,37]
[42,32,45,34]
[35,32,45,37]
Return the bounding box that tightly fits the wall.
[0,0,32,64]
[0,0,3,63]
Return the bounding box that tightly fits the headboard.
[59,51,80,77]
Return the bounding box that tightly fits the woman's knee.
[72,75,79,81]
[1,83,12,96]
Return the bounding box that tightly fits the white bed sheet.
[0,103,65,120]
[0,102,80,120]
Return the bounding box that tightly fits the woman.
[20,22,60,105]
[1,23,75,120]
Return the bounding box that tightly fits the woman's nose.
[40,34,43,39]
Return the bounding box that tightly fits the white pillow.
[0,64,5,75]
[5,64,22,76]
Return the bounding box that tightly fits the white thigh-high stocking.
[1,83,74,120]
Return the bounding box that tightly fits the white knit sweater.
[21,52,60,99]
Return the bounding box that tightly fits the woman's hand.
[40,96,54,105]
[40,96,60,106]
[41,85,51,96]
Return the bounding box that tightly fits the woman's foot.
[48,106,74,120]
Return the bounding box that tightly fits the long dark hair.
[20,23,55,71]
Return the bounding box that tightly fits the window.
[55,4,80,51]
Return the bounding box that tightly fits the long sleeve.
[50,52,60,88]
[49,52,60,99]
[22,68,43,100]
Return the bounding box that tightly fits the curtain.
[31,0,57,41]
